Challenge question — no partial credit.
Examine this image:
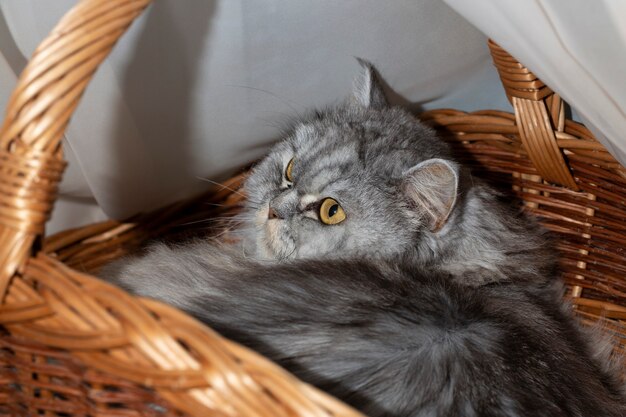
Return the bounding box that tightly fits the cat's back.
[324,267,626,417]
[174,255,625,417]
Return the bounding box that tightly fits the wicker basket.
[1,1,624,416]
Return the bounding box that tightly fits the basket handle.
[0,0,153,299]
[487,40,579,191]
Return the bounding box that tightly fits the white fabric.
[0,0,514,232]
[444,0,626,167]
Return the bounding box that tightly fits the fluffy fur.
[102,61,625,416]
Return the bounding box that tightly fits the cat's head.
[242,60,461,261]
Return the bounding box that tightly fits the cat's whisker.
[196,177,246,198]
[211,225,238,240]
[245,199,264,207]
[224,84,305,118]
[179,216,244,227]
[285,245,297,260]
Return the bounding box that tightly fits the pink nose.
[268,207,282,219]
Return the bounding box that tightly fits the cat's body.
[105,243,624,417]
[103,61,625,416]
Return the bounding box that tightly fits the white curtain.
[444,0,626,166]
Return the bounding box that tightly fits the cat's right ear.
[402,159,460,232]
[351,58,388,109]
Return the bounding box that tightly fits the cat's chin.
[255,219,297,261]
[256,241,296,262]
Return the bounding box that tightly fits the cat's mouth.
[255,205,296,260]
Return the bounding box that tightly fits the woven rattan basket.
[1,1,625,416]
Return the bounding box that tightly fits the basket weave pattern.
[0,1,625,416]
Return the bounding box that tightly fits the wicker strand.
[488,40,579,190]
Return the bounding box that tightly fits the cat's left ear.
[402,159,460,232]
[351,58,388,109]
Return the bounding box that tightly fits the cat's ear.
[402,159,460,232]
[351,58,388,109]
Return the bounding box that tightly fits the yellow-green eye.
[285,158,295,182]
[319,198,346,225]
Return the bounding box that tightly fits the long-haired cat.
[102,61,625,417]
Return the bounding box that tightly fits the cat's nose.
[268,193,295,220]
[268,207,283,220]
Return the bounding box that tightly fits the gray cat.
[102,61,625,417]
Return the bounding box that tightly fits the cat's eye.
[285,158,295,183]
[319,198,346,225]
